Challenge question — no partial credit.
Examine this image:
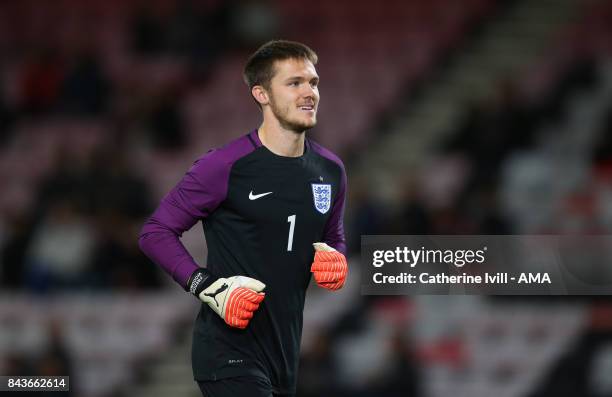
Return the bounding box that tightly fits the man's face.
[265,58,320,132]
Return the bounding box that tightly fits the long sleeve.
[139,150,231,288]
[323,160,347,255]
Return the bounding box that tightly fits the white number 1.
[287,215,296,251]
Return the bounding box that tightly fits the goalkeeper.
[139,40,347,397]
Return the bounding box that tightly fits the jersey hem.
[193,368,296,394]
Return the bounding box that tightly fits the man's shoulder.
[187,131,259,183]
[308,139,345,171]
[195,131,259,167]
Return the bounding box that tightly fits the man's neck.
[258,121,305,157]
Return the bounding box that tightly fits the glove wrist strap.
[186,268,215,296]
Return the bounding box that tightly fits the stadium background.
[1,0,612,396]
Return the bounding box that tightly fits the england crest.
[311,183,332,214]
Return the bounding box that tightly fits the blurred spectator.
[85,145,153,219]
[347,177,386,254]
[592,109,612,168]
[532,328,612,397]
[90,143,158,289]
[24,198,96,292]
[0,85,16,146]
[297,330,341,397]
[229,0,279,49]
[444,79,534,186]
[36,320,74,396]
[429,205,474,234]
[36,142,153,221]
[0,212,36,288]
[90,210,161,289]
[166,0,230,63]
[1,321,74,397]
[395,178,432,234]
[19,141,157,291]
[59,50,111,115]
[18,48,64,115]
[35,148,93,217]
[464,185,513,234]
[367,328,422,397]
[3,353,37,379]
[143,86,187,150]
[130,0,231,80]
[130,5,165,56]
[590,343,612,397]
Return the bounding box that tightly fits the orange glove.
[311,242,348,290]
[195,274,265,329]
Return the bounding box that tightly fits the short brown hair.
[243,40,318,90]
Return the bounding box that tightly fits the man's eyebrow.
[284,75,319,82]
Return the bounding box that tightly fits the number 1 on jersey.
[287,215,296,251]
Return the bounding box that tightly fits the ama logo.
[518,273,551,284]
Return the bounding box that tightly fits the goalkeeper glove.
[311,242,348,290]
[187,269,265,329]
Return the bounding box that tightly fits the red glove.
[311,242,348,290]
[190,271,266,329]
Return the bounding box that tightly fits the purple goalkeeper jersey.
[139,129,347,394]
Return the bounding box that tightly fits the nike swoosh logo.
[249,191,273,200]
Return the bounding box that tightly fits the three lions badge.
[311,184,331,214]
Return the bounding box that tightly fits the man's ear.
[252,85,269,106]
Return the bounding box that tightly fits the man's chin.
[281,119,317,133]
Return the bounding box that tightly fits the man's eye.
[289,81,299,86]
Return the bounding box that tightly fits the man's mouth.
[298,105,315,111]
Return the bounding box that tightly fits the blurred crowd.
[0,0,281,293]
[3,320,73,397]
[0,0,612,396]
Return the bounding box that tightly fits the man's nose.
[301,85,316,99]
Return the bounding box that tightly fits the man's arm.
[311,161,348,290]
[139,150,265,328]
[322,162,347,254]
[138,152,228,288]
